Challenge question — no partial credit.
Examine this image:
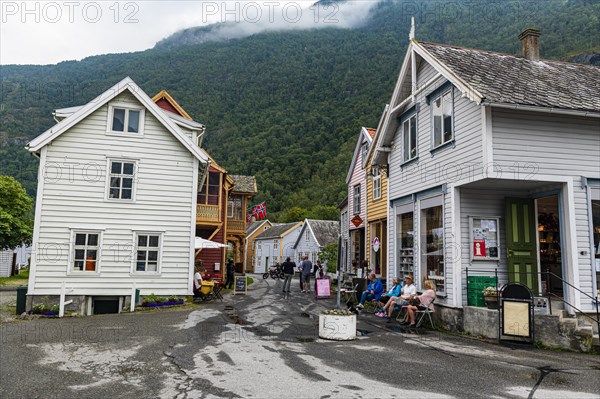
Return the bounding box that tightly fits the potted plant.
[482,286,499,309]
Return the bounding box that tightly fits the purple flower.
[43,310,56,316]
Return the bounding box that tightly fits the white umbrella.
[195,237,227,249]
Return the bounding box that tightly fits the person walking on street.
[225,259,236,289]
[281,257,296,293]
[300,256,313,293]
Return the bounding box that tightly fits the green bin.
[16,285,28,315]
[135,289,140,305]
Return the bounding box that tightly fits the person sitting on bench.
[375,277,402,317]
[356,273,384,309]
[402,279,436,328]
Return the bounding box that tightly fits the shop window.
[396,207,415,277]
[421,199,445,294]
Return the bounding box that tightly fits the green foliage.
[0,176,33,250]
[319,242,339,273]
[31,303,59,315]
[1,0,598,214]
[0,269,29,286]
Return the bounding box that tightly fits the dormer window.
[108,105,144,134]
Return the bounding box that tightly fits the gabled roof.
[246,220,272,236]
[27,77,209,164]
[345,126,374,184]
[231,175,257,194]
[151,89,193,120]
[293,219,339,249]
[373,38,600,165]
[419,41,600,113]
[255,222,302,240]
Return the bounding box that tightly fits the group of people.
[355,273,436,328]
[193,259,237,300]
[281,256,324,293]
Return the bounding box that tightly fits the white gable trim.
[374,40,485,161]
[27,77,208,164]
[345,127,374,184]
[293,219,320,249]
[366,104,389,166]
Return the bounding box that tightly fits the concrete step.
[574,325,593,338]
[593,334,599,347]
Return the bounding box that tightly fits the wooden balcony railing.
[228,220,246,233]
[197,204,220,223]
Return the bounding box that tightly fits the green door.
[505,198,539,293]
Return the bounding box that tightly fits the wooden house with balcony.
[227,175,258,270]
[152,91,257,275]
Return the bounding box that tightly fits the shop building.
[371,29,600,326]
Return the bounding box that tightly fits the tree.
[0,176,33,250]
[318,242,339,274]
[279,207,308,223]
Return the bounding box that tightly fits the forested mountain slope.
[1,0,598,219]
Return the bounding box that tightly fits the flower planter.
[484,296,499,310]
[319,311,356,341]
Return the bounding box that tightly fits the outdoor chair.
[363,298,379,313]
[415,299,436,329]
[340,283,359,305]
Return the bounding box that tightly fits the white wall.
[30,90,196,296]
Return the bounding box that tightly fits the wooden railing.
[228,220,246,233]
[197,204,220,223]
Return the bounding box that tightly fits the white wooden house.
[26,77,209,315]
[372,28,600,329]
[345,127,375,273]
[293,219,339,267]
[253,222,302,273]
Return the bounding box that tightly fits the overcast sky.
[0,1,378,65]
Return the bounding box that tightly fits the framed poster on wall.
[469,216,500,261]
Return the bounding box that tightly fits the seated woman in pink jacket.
[403,279,436,328]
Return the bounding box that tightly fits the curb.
[0,286,19,292]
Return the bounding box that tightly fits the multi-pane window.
[353,184,361,214]
[109,161,135,200]
[361,142,369,163]
[111,107,142,133]
[372,167,381,200]
[73,232,100,272]
[274,240,279,250]
[402,115,417,161]
[228,196,243,219]
[198,172,220,205]
[305,230,310,241]
[433,90,453,148]
[135,233,160,272]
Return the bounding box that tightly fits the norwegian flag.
[255,202,266,220]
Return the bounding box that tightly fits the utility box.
[16,285,27,315]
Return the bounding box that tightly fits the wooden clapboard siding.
[32,90,196,296]
[493,109,600,306]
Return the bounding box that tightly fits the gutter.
[484,102,600,118]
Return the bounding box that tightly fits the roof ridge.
[418,41,600,69]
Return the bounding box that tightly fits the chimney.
[519,28,541,61]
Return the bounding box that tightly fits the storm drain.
[299,312,311,318]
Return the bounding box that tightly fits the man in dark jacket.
[225,259,236,289]
[281,257,296,293]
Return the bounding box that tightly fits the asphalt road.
[1,276,599,399]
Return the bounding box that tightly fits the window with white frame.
[402,115,417,162]
[361,142,369,163]
[432,90,453,148]
[72,231,100,272]
[108,160,136,200]
[305,230,310,241]
[274,240,279,250]
[110,106,143,134]
[353,184,361,214]
[372,167,381,200]
[135,233,161,272]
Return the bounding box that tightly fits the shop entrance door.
[536,195,563,296]
[505,198,539,293]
